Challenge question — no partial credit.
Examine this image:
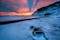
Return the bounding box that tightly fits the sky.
[0,0,58,16]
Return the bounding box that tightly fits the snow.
[0,1,60,40]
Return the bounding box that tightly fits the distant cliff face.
[33,1,60,17]
[33,1,60,40]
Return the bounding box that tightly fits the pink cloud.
[0,0,57,16]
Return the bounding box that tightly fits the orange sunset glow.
[0,12,32,16]
[0,0,57,16]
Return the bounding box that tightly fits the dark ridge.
[35,31,43,34]
[33,1,60,14]
[37,1,60,11]
[32,28,43,35]
[30,26,34,29]
[34,28,39,31]
[0,18,39,25]
[32,27,48,40]
[44,13,52,16]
